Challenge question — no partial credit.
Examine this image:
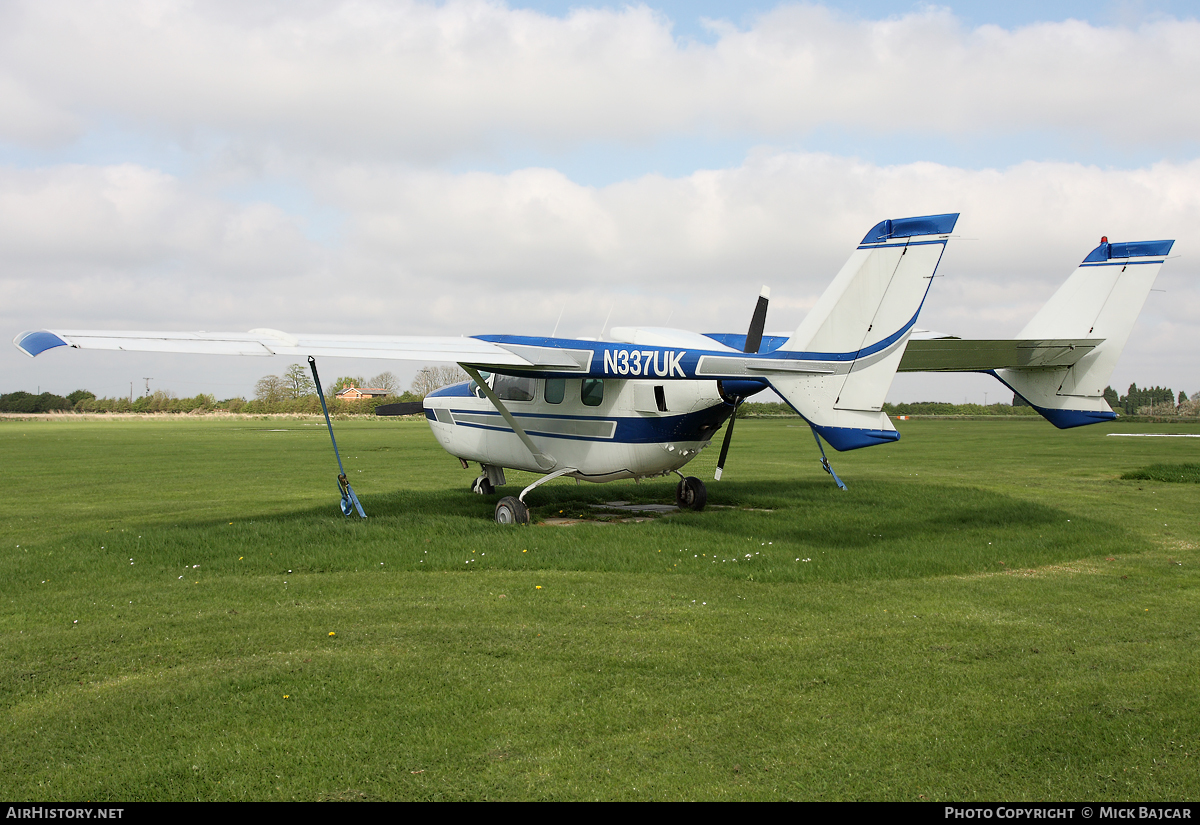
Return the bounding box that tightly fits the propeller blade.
[375,401,425,417]
[714,404,737,480]
[716,286,770,480]
[744,285,770,354]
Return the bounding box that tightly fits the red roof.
[335,385,390,398]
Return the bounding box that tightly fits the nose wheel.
[472,477,495,495]
[675,476,707,511]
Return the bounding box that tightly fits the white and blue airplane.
[14,214,1174,524]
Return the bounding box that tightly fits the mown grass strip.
[1122,463,1200,483]
[1,416,1198,800]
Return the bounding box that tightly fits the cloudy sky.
[4,0,1197,404]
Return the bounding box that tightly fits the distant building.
[335,385,390,401]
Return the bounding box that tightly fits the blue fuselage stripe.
[437,405,731,444]
[475,304,922,376]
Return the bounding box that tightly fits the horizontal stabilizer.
[899,338,1102,372]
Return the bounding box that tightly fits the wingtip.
[13,330,68,358]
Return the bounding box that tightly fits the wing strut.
[308,356,367,518]
[461,366,557,472]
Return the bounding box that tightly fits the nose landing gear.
[675,475,707,511]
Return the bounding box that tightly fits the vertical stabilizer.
[996,238,1174,428]
[770,214,958,450]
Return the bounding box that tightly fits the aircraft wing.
[13,328,592,370]
[897,338,1103,372]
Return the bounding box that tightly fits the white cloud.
[2,1,1196,402]
[0,1,1197,160]
[5,151,1197,399]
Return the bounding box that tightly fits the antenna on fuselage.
[551,303,565,338]
[599,302,614,341]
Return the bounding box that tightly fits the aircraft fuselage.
[423,375,734,481]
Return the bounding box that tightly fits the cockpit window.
[468,371,492,399]
[494,374,536,402]
[581,378,604,407]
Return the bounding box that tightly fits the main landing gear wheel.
[495,496,530,525]
[472,477,495,495]
[676,476,707,511]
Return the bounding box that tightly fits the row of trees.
[411,366,470,397]
[251,367,468,404]
[251,365,412,405]
[1,364,469,415]
[0,389,221,414]
[1103,383,1192,416]
[244,364,468,413]
[884,401,1040,417]
[0,390,92,413]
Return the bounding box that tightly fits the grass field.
[2,414,1198,800]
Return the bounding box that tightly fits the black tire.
[675,476,707,511]
[495,496,530,525]
[473,477,495,495]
